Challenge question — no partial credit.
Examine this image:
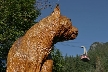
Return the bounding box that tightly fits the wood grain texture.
[6,4,78,72]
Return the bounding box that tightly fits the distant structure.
[7,4,78,72]
[80,46,90,62]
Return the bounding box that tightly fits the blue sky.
[37,0,108,56]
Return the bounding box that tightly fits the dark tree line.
[53,42,108,72]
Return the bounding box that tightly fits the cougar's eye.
[69,19,71,21]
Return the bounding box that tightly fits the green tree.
[51,46,64,72]
[88,42,108,72]
[0,0,40,71]
[63,55,76,72]
[59,42,108,72]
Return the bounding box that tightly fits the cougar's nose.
[73,28,78,35]
[75,31,78,35]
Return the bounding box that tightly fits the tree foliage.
[61,42,108,72]
[49,42,108,72]
[0,0,40,71]
[51,46,64,72]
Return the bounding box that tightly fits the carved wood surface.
[7,4,78,72]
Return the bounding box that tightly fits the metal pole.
[81,46,87,55]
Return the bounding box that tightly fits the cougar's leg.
[40,54,53,72]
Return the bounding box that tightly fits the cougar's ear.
[51,4,60,18]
